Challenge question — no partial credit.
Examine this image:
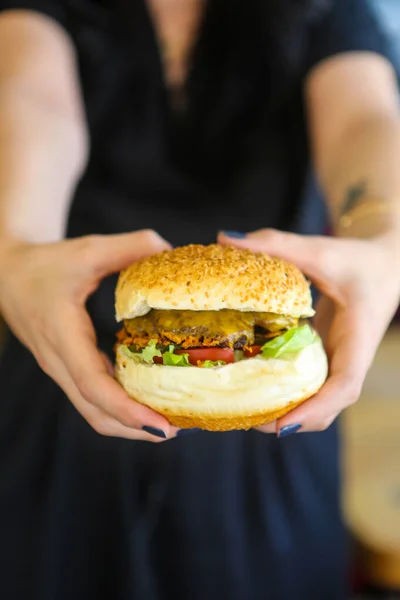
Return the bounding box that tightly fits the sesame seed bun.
[115,244,314,320]
[115,339,328,431]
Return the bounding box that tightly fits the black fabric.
[0,0,66,20]
[306,0,397,70]
[0,1,395,599]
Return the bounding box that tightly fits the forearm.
[0,84,87,247]
[318,115,400,241]
[0,11,88,249]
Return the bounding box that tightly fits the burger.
[114,244,328,431]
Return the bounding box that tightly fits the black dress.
[0,1,395,599]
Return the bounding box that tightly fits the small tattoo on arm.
[341,180,368,216]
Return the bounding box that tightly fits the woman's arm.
[305,52,400,241]
[218,52,400,435]
[0,10,88,245]
[0,11,176,441]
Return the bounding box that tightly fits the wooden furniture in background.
[343,326,400,590]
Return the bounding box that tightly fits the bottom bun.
[115,340,328,432]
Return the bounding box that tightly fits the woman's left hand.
[218,229,400,435]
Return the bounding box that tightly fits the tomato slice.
[244,345,262,358]
[152,348,235,365]
[175,348,234,365]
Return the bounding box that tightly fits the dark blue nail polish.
[177,428,202,437]
[220,230,246,239]
[278,424,301,438]
[142,426,167,439]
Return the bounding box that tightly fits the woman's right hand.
[0,230,178,441]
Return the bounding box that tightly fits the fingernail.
[177,428,202,437]
[278,424,301,438]
[220,230,247,239]
[142,426,167,439]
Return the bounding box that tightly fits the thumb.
[87,229,172,277]
[218,228,342,284]
[100,350,114,376]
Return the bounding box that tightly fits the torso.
[0,2,346,598]
[146,0,206,95]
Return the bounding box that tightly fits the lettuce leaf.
[162,345,191,367]
[141,339,162,363]
[120,345,139,359]
[261,325,317,359]
[121,342,230,368]
[122,341,191,366]
[234,350,244,362]
[120,340,161,364]
[201,359,227,368]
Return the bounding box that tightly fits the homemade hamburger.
[114,244,328,431]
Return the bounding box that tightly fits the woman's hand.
[218,229,400,435]
[0,230,178,441]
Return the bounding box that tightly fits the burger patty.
[118,309,298,349]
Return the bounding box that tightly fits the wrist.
[336,217,400,241]
[335,196,400,241]
[0,235,31,275]
[0,233,27,252]
[373,227,400,258]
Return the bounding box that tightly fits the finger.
[312,296,335,347]
[54,306,176,438]
[85,229,172,278]
[219,228,330,276]
[218,228,347,303]
[277,375,354,435]
[276,305,373,434]
[100,351,114,376]
[255,420,277,434]
[42,347,174,441]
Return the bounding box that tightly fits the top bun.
[115,244,314,321]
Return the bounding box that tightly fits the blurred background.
[372,0,400,61]
[344,2,400,599]
[0,1,400,598]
